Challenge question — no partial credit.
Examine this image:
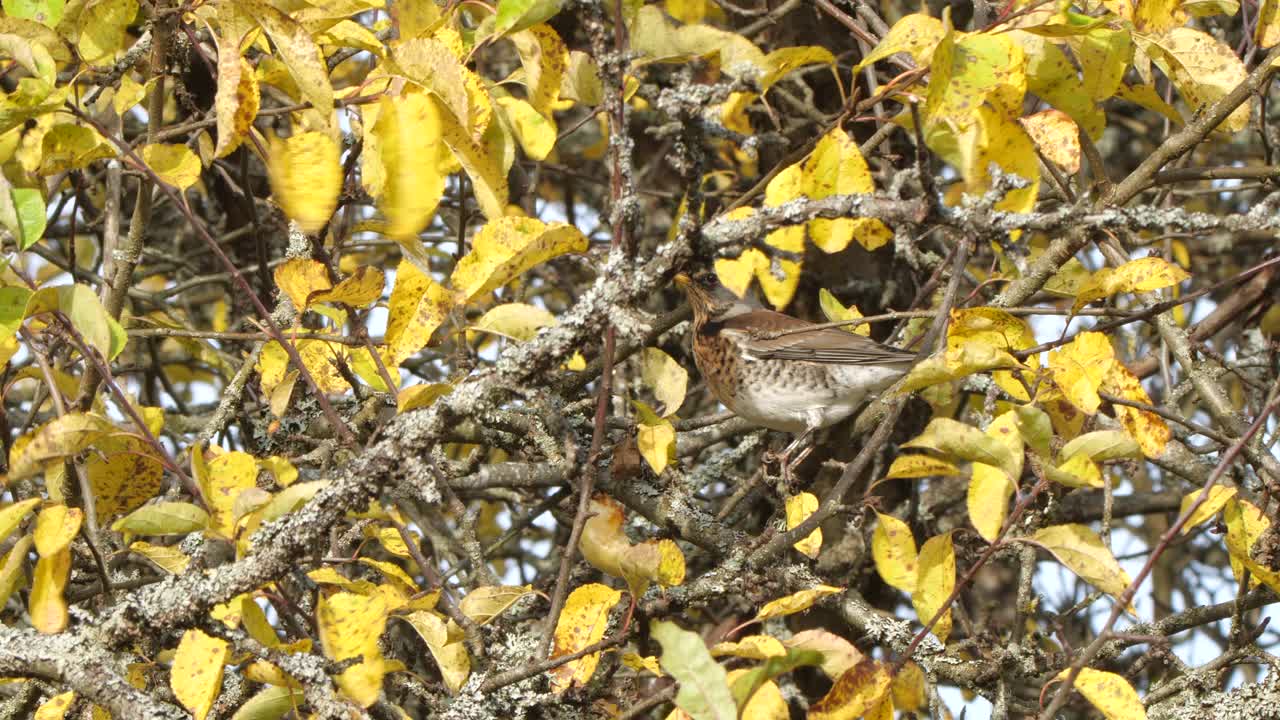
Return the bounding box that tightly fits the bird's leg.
[777,427,816,489]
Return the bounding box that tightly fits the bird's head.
[674,271,752,323]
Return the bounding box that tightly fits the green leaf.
[1060,430,1141,463]
[111,502,210,535]
[26,283,128,360]
[229,686,306,720]
[652,620,736,720]
[729,649,823,709]
[0,287,31,336]
[1,0,65,28]
[11,188,46,249]
[495,0,563,36]
[902,418,1020,479]
[1014,405,1054,458]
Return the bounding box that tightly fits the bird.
[674,271,917,479]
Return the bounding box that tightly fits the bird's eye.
[697,273,719,290]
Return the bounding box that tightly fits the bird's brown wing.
[719,310,917,366]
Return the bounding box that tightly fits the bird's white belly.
[726,360,903,433]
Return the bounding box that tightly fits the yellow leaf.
[911,531,955,643]
[273,258,331,312]
[34,504,82,556]
[511,24,569,118]
[83,437,164,521]
[239,0,334,118]
[898,342,1022,394]
[1020,109,1081,174]
[761,46,835,91]
[140,143,201,191]
[756,165,805,309]
[372,93,445,240]
[311,266,385,308]
[803,128,891,253]
[818,288,869,336]
[785,492,822,559]
[1050,453,1103,489]
[459,585,534,625]
[78,0,139,66]
[0,498,40,545]
[1057,667,1148,720]
[1222,498,1280,592]
[130,541,192,574]
[399,611,471,693]
[171,629,230,720]
[855,13,944,71]
[549,583,623,692]
[580,493,685,596]
[397,383,454,413]
[926,29,1026,125]
[469,303,556,344]
[633,401,677,475]
[1179,485,1237,534]
[1061,430,1141,463]
[6,411,113,481]
[560,50,603,106]
[1032,524,1134,604]
[754,584,843,621]
[712,206,763,297]
[496,96,557,160]
[385,260,456,364]
[727,668,789,720]
[451,216,588,301]
[891,662,927,712]
[1047,331,1114,414]
[1101,360,1169,457]
[1146,27,1249,132]
[969,463,1014,542]
[641,348,688,416]
[267,131,341,234]
[436,96,508,219]
[808,660,892,720]
[258,456,298,487]
[1073,257,1190,313]
[872,512,918,593]
[901,417,1020,478]
[317,591,391,705]
[34,691,74,720]
[885,455,961,479]
[1256,0,1280,47]
[622,652,664,676]
[0,535,33,611]
[30,547,70,633]
[665,0,718,23]
[783,629,864,679]
[201,449,259,539]
[711,635,788,659]
[214,51,260,158]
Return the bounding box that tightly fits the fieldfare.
[675,271,916,478]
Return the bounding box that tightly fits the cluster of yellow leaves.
[633,348,689,473]
[1047,330,1170,457]
[715,128,891,310]
[871,515,956,642]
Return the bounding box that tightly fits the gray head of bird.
[674,271,755,324]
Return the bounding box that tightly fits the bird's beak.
[673,273,692,289]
